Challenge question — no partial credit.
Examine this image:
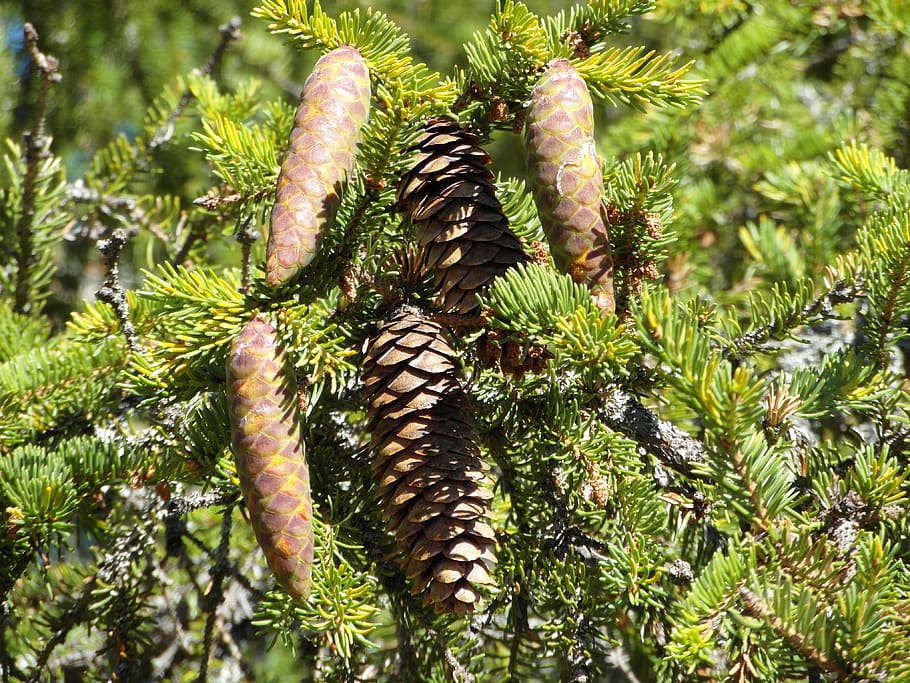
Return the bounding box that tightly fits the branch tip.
[96,228,140,352]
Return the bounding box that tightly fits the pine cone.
[525,59,615,312]
[362,307,496,614]
[266,45,372,286]
[397,117,526,314]
[226,314,314,599]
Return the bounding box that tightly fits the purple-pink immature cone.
[525,59,615,312]
[227,314,314,599]
[266,45,371,286]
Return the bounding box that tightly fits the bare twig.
[428,311,486,330]
[14,24,61,313]
[65,185,174,244]
[195,509,233,683]
[27,577,98,682]
[173,217,209,265]
[149,17,242,149]
[233,216,260,293]
[567,611,593,683]
[599,387,705,475]
[192,191,243,211]
[96,228,140,352]
[441,642,475,683]
[1,601,28,683]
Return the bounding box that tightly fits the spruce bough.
[4,1,910,680]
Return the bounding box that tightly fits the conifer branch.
[598,387,705,474]
[869,246,910,365]
[392,605,420,680]
[738,586,848,678]
[329,186,380,290]
[725,278,860,361]
[508,588,531,681]
[27,576,98,682]
[14,24,61,314]
[9,2,910,679]
[96,228,140,352]
[196,508,233,683]
[149,16,243,149]
[730,448,770,532]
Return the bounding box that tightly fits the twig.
[163,490,231,557]
[195,509,233,683]
[567,610,593,683]
[192,191,243,211]
[149,17,242,149]
[96,228,140,352]
[393,605,420,681]
[27,577,98,682]
[441,643,475,683]
[65,185,173,244]
[428,311,486,330]
[331,186,381,299]
[173,217,209,265]
[724,279,861,361]
[507,586,531,681]
[233,216,260,293]
[598,387,705,475]
[0,550,32,605]
[738,586,848,678]
[13,24,61,314]
[1,601,28,683]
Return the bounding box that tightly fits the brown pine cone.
[362,307,496,614]
[397,117,526,315]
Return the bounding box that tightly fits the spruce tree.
[1,1,910,681]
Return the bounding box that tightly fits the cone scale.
[398,117,526,314]
[266,45,371,286]
[362,307,497,614]
[525,59,615,312]
[226,314,314,599]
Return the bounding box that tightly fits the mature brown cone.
[266,45,371,286]
[362,307,496,614]
[525,59,615,312]
[226,314,314,599]
[397,117,526,314]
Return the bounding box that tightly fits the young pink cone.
[525,59,615,312]
[266,45,371,286]
[226,314,313,599]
